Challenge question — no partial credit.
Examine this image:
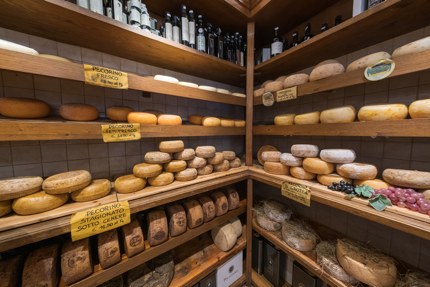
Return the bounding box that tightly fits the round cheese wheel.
[61,238,93,285]
[217,88,231,94]
[254,88,265,98]
[257,145,279,165]
[0,200,11,217]
[97,229,121,269]
[280,153,303,167]
[422,190,430,200]
[276,75,287,82]
[202,117,221,127]
[409,99,430,119]
[211,191,229,216]
[283,74,309,88]
[0,97,50,119]
[208,152,224,165]
[214,160,230,172]
[196,146,216,158]
[282,220,318,252]
[317,174,351,186]
[71,179,111,202]
[264,162,289,175]
[229,217,242,238]
[261,151,281,162]
[261,80,272,88]
[198,85,217,92]
[337,163,377,180]
[183,200,204,229]
[187,157,207,168]
[23,244,59,287]
[303,158,334,175]
[59,103,98,121]
[220,118,235,127]
[358,104,408,121]
[174,148,196,160]
[290,167,316,180]
[188,115,203,125]
[147,209,168,246]
[347,51,391,72]
[198,196,216,223]
[222,151,236,161]
[166,204,187,237]
[392,36,430,58]
[0,176,43,201]
[229,157,242,168]
[127,112,157,125]
[234,120,246,127]
[164,160,187,172]
[382,169,430,189]
[0,39,39,55]
[354,179,389,190]
[133,163,163,178]
[232,93,246,98]
[211,223,237,252]
[114,175,146,193]
[148,172,174,186]
[294,111,320,125]
[320,106,356,123]
[106,106,134,121]
[225,188,240,210]
[310,59,345,81]
[159,140,184,153]
[291,144,319,157]
[157,114,182,126]
[43,170,92,194]
[154,75,179,84]
[144,151,171,164]
[175,168,198,181]
[12,191,68,215]
[320,149,356,164]
[274,114,296,125]
[336,239,397,287]
[178,81,198,88]
[262,200,293,222]
[264,81,283,93]
[198,164,213,175]
[121,219,145,257]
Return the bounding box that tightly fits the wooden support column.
[246,21,255,167]
[246,178,254,286]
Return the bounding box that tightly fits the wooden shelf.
[0,0,246,86]
[252,270,290,287]
[0,49,246,106]
[255,0,430,81]
[253,119,430,138]
[250,166,430,240]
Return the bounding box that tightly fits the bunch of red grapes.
[375,187,430,215]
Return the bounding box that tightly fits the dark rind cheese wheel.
[59,103,99,121]
[224,187,240,210]
[0,255,21,287]
[183,199,204,229]
[121,219,145,257]
[61,238,93,285]
[147,209,168,246]
[198,196,216,222]
[97,229,121,269]
[106,106,134,122]
[22,245,59,287]
[166,204,187,237]
[211,191,229,216]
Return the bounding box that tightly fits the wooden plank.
[252,270,291,287]
[231,274,247,287]
[246,21,255,166]
[246,179,254,286]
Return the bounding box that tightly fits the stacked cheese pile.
[188,115,245,127]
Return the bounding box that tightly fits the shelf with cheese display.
[252,270,291,287]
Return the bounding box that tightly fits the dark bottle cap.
[335,15,342,25]
[165,12,172,21]
[181,4,187,12]
[172,15,179,25]
[188,10,194,18]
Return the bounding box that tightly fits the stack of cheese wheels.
[0,97,50,119]
[164,160,187,173]
[174,148,196,161]
[122,219,145,257]
[294,111,320,125]
[262,151,289,175]
[309,59,345,81]
[208,152,224,165]
[229,157,242,168]
[320,106,356,123]
[283,73,309,88]
[114,174,146,193]
[106,106,134,122]
[282,219,319,252]
[211,221,238,252]
[382,169,430,189]
[280,153,303,167]
[22,244,59,287]
[346,51,391,72]
[127,112,157,125]
[196,146,216,158]
[274,114,296,125]
[144,151,171,164]
[147,209,169,246]
[409,99,430,119]
[157,114,182,125]
[175,168,198,181]
[71,179,111,202]
[336,163,377,180]
[358,104,408,121]
[392,36,430,58]
[198,164,213,175]
[59,103,99,121]
[61,238,93,284]
[148,172,174,186]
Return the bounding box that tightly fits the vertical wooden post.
[246,21,255,167]
[246,178,253,286]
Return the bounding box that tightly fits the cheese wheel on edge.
[12,191,68,215]
[59,103,99,121]
[175,168,198,181]
[0,176,43,201]
[166,204,187,237]
[354,179,389,190]
[144,151,171,164]
[214,160,230,172]
[159,140,184,153]
[358,104,408,121]
[346,51,391,72]
[0,200,11,217]
[196,146,216,158]
[337,163,377,180]
[121,219,145,257]
[320,106,356,123]
[22,244,59,287]
[189,115,203,125]
[224,187,240,210]
[211,191,229,216]
[174,148,196,161]
[114,175,146,194]
[148,172,174,186]
[211,223,237,252]
[97,229,121,269]
[290,167,316,180]
[303,158,334,175]
[198,196,216,222]
[147,209,168,246]
[392,36,430,58]
[261,151,281,162]
[198,164,213,175]
[264,81,283,93]
[43,170,92,194]
[157,114,182,126]
[133,163,163,178]
[274,114,296,125]
[264,162,289,175]
[409,99,430,119]
[183,200,204,229]
[164,160,187,173]
[61,238,93,285]
[291,144,319,158]
[106,106,134,122]
[317,174,351,186]
[280,153,303,167]
[71,179,111,202]
[382,169,430,189]
[320,149,356,164]
[309,60,345,81]
[127,112,157,125]
[187,157,207,168]
[0,97,50,119]
[202,117,221,127]
[294,111,320,125]
[283,74,309,88]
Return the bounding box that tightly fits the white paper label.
[173,26,180,43]
[77,0,89,9]
[89,0,103,14]
[189,21,195,45]
[271,41,283,56]
[165,23,173,40]
[141,13,150,27]
[130,8,141,23]
[113,0,123,22]
[197,34,206,52]
[130,0,141,9]
[106,7,113,18]
[181,17,189,42]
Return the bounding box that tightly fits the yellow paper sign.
[70,201,131,241]
[276,86,297,102]
[101,123,141,142]
[84,64,128,89]
[281,182,311,206]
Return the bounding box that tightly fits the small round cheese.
[261,151,281,162]
[127,112,157,125]
[157,114,182,126]
[106,106,134,122]
[0,200,11,217]
[254,88,265,98]
[274,114,296,125]
[222,151,236,161]
[12,191,68,215]
[409,99,430,119]
[154,75,179,84]
[291,144,319,158]
[202,117,221,127]
[178,81,198,88]
[234,120,246,127]
[214,160,230,172]
[232,93,246,98]
[0,39,39,55]
[358,104,408,121]
[0,97,50,119]
[71,179,111,202]
[283,74,309,88]
[148,172,174,186]
[187,157,207,168]
[382,169,430,189]
[320,149,356,164]
[320,106,356,123]
[290,167,316,180]
[144,151,171,164]
[164,160,187,172]
[354,179,389,190]
[392,36,430,58]
[174,148,196,161]
[188,115,203,125]
[217,88,231,94]
[195,146,216,158]
[175,168,198,181]
[303,158,334,175]
[346,51,391,72]
[211,223,237,252]
[208,152,224,165]
[337,163,378,180]
[198,164,213,175]
[257,145,279,165]
[59,103,99,121]
[229,158,242,168]
[114,175,146,193]
[294,111,320,125]
[133,163,163,178]
[264,81,283,93]
[280,153,303,167]
[264,162,289,175]
[310,59,345,81]
[198,85,217,92]
[43,170,92,194]
[220,118,235,127]
[317,174,351,186]
[159,140,184,153]
[0,176,43,201]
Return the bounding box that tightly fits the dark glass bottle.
[164,12,173,41]
[224,33,231,61]
[271,27,283,57]
[290,31,300,48]
[335,15,342,25]
[229,33,236,63]
[188,10,196,48]
[180,4,189,46]
[302,23,313,42]
[196,15,206,52]
[207,23,216,55]
[321,23,329,32]
[104,0,113,18]
[172,15,181,43]
[216,27,224,59]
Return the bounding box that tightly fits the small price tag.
[101,123,141,142]
[281,182,311,206]
[262,92,275,107]
[276,86,297,102]
[364,59,395,81]
[84,64,128,89]
[70,201,131,241]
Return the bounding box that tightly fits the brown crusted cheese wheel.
[183,199,204,229]
[261,151,281,162]
[157,114,182,126]
[0,255,21,287]
[337,163,377,180]
[261,80,272,88]
[290,167,316,180]
[196,146,216,158]
[71,179,111,202]
[164,160,187,173]
[317,174,351,186]
[320,149,356,164]
[144,151,171,164]
[309,59,345,81]
[0,200,11,217]
[276,75,287,82]
[254,88,265,98]
[0,97,50,119]
[382,169,430,189]
[291,144,319,158]
[61,238,93,285]
[148,172,174,186]
[234,120,245,127]
[208,152,224,165]
[43,170,91,194]
[97,229,121,269]
[114,174,146,193]
[166,204,187,237]
[174,148,196,160]
[222,151,236,161]
[229,217,242,237]
[257,145,279,165]
[202,116,221,127]
[264,162,289,175]
[0,176,43,201]
[409,99,430,119]
[22,244,58,287]
[211,191,229,216]
[283,73,309,88]
[274,114,296,125]
[320,106,356,124]
[198,196,216,222]
[187,156,207,168]
[220,118,235,127]
[229,157,242,168]
[303,158,334,175]
[175,168,198,181]
[358,104,408,121]
[264,81,283,93]
[122,219,145,257]
[106,106,134,121]
[354,179,389,190]
[224,187,240,210]
[133,163,163,178]
[280,153,303,167]
[12,191,68,215]
[59,103,98,121]
[294,111,320,125]
[147,209,168,246]
[214,160,230,172]
[392,36,430,58]
[159,140,184,153]
[189,115,203,125]
[198,164,213,175]
[127,112,157,125]
[211,223,237,252]
[347,51,391,72]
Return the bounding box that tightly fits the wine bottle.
[121,0,128,24]
[89,0,103,14]
[196,15,206,52]
[129,0,141,27]
[302,23,313,42]
[165,12,173,41]
[216,27,224,59]
[172,15,181,43]
[271,27,283,57]
[207,23,216,55]
[188,10,196,49]
[180,4,189,46]
[141,3,151,30]
[290,31,300,48]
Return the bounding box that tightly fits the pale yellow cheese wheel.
[0,176,43,201]
[217,88,231,94]
[290,167,316,180]
[71,179,111,202]
[157,114,182,126]
[234,120,246,127]
[232,92,246,98]
[283,74,309,88]
[12,191,68,215]
[274,114,296,125]
[174,148,196,161]
[154,75,179,83]
[178,81,198,88]
[254,88,265,98]
[59,103,99,121]
[346,51,391,72]
[280,153,303,167]
[261,151,281,162]
[303,158,334,175]
[148,172,174,186]
[196,146,216,158]
[317,174,351,186]
[214,160,230,172]
[229,157,242,168]
[409,99,430,119]
[188,115,203,125]
[264,81,283,93]
[43,170,92,194]
[291,144,319,158]
[198,164,213,175]
[0,97,50,119]
[127,112,157,125]
[257,145,279,165]
[164,160,187,172]
[264,162,289,175]
[320,106,356,123]
[222,151,236,161]
[175,168,198,181]
[144,151,171,164]
[261,80,272,89]
[211,222,237,252]
[220,118,235,127]
[358,104,408,121]
[114,175,146,193]
[320,149,356,164]
[159,140,184,153]
[392,36,430,58]
[337,163,377,180]
[382,169,430,189]
[294,111,320,125]
[354,179,389,190]
[208,152,224,165]
[0,200,11,217]
[106,106,134,122]
[187,157,207,168]
[309,60,345,81]
[202,117,221,127]
[133,163,163,178]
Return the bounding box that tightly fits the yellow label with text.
[281,182,311,206]
[84,64,128,89]
[276,86,297,102]
[101,123,141,142]
[70,201,130,241]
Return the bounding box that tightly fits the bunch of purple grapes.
[375,187,430,215]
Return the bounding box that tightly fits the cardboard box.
[252,233,264,274]
[200,271,216,287]
[263,241,286,287]
[216,251,243,287]
[292,262,323,287]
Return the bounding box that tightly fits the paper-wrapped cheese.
[346,51,391,72]
[71,179,111,202]
[43,170,91,194]
[148,172,174,186]
[159,140,184,153]
[0,97,50,119]
[358,104,408,121]
[59,103,99,121]
[294,111,320,125]
[114,174,146,193]
[0,176,43,200]
[147,209,169,246]
[198,196,216,222]
[183,199,204,229]
[61,238,93,285]
[122,219,145,257]
[211,191,229,216]
[320,106,356,123]
[144,151,171,164]
[12,191,68,215]
[303,158,334,175]
[97,229,121,269]
[106,106,134,121]
[337,163,377,180]
[133,163,163,178]
[309,60,345,81]
[22,245,59,287]
[166,204,187,237]
[211,222,237,251]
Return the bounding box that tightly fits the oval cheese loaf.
[317,174,351,186]
[187,156,207,168]
[148,172,174,186]
[320,149,356,164]
[346,51,391,72]
[320,106,356,123]
[202,117,221,127]
[234,119,246,127]
[222,151,236,161]
[229,217,242,238]
[294,111,320,125]
[97,229,121,269]
[211,191,229,216]
[337,163,377,180]
[147,209,168,246]
[280,153,303,167]
[114,174,146,193]
[106,106,134,122]
[257,145,278,165]
[196,146,216,158]
[229,157,242,168]
[208,152,224,165]
[198,196,216,222]
[354,179,389,190]
[264,80,283,93]
[211,223,237,252]
[164,160,187,173]
[121,219,145,257]
[282,220,318,252]
[144,151,171,164]
[358,104,408,121]
[133,163,163,178]
[264,162,289,175]
[157,114,182,126]
[409,99,430,119]
[174,148,196,160]
[159,140,184,153]
[283,73,309,88]
[166,204,187,237]
[225,187,240,210]
[127,112,157,125]
[61,238,93,285]
[59,103,99,121]
[0,200,11,217]
[274,114,296,125]
[175,168,198,181]
[303,158,334,175]
[261,151,281,162]
[382,169,430,189]
[0,97,50,119]
[220,118,235,127]
[71,179,111,202]
[214,160,230,172]
[43,170,91,194]
[12,191,68,215]
[183,199,204,229]
[23,244,59,287]
[198,164,213,175]
[291,144,319,158]
[392,36,430,58]
[189,115,203,125]
[254,88,265,98]
[290,167,316,180]
[154,75,179,83]
[0,176,43,200]
[0,255,21,287]
[310,59,345,81]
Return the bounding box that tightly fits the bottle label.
[77,0,89,9]
[271,41,283,56]
[113,0,123,22]
[197,35,206,52]
[130,0,141,10]
[240,51,244,66]
[141,13,150,27]
[181,17,189,42]
[173,26,180,43]
[165,23,173,40]
[130,8,141,24]
[122,12,128,24]
[89,0,103,14]
[189,21,195,45]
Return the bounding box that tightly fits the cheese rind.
[114,174,146,193]
[159,140,184,153]
[283,73,309,88]
[264,81,283,93]
[320,149,356,164]
[106,106,134,122]
[0,176,43,200]
[337,163,377,180]
[225,187,240,210]
[211,191,229,216]
[166,204,187,237]
[198,196,216,222]
[317,174,351,186]
[97,229,121,269]
[257,145,279,165]
[198,164,213,175]
[121,219,145,257]
[59,103,99,121]
[282,220,318,251]
[12,191,68,215]
[291,144,319,158]
[71,179,111,202]
[229,157,242,168]
[294,111,320,125]
[264,162,289,175]
[211,223,237,252]
[280,153,303,167]
[392,36,430,58]
[0,200,11,217]
[222,151,236,161]
[147,209,168,246]
[157,114,182,126]
[148,172,174,186]
[214,160,230,172]
[382,169,430,189]
[346,51,391,72]
[409,99,430,119]
[174,148,196,161]
[290,167,316,180]
[202,117,221,127]
[229,217,242,238]
[187,156,207,168]
[23,244,59,287]
[144,151,171,164]
[310,59,345,81]
[43,170,92,194]
[164,160,187,173]
[195,146,216,158]
[133,163,163,178]
[61,238,93,285]
[261,151,281,162]
[0,97,50,119]
[320,106,356,123]
[274,114,296,125]
[174,168,198,181]
[358,104,408,121]
[127,112,157,125]
[303,158,334,175]
[207,152,224,165]
[183,199,204,229]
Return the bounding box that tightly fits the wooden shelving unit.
[252,270,290,287]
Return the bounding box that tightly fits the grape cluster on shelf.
[375,187,430,216]
[328,181,355,194]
